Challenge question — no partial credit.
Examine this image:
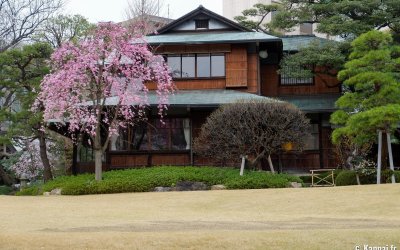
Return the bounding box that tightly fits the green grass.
[17,166,302,195]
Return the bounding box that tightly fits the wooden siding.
[146,79,226,90]
[226,45,248,87]
[148,44,256,91]
[247,53,258,93]
[260,64,340,96]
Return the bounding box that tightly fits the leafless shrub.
[194,99,311,171]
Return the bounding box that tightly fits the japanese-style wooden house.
[73,6,342,174]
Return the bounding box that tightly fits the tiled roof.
[102,90,278,107]
[279,94,341,112]
[83,91,340,111]
[282,35,331,51]
[146,31,280,45]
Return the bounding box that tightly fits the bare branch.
[0,0,63,52]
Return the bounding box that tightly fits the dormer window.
[195,19,209,30]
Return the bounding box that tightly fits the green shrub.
[0,185,12,195]
[335,170,376,186]
[382,170,400,183]
[17,166,303,195]
[16,186,41,196]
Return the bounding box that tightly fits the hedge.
[335,170,400,186]
[17,166,303,196]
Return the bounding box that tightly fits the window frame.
[195,19,209,30]
[111,117,190,152]
[279,65,315,86]
[165,53,226,80]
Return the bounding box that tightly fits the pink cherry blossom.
[37,22,174,180]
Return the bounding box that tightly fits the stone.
[43,192,51,196]
[289,182,302,188]
[175,181,208,191]
[50,188,62,195]
[211,185,226,190]
[154,187,173,192]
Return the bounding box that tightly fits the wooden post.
[240,156,246,176]
[386,133,396,184]
[377,130,382,184]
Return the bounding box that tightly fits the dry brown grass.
[1,184,400,249]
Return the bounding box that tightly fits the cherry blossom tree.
[11,140,56,180]
[37,22,174,181]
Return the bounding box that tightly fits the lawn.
[0,184,399,249]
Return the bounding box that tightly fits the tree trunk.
[0,164,14,186]
[381,131,388,170]
[38,131,53,182]
[94,149,102,181]
[248,150,266,170]
[267,155,275,174]
[355,173,361,185]
[94,133,103,181]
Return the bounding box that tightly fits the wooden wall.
[147,44,258,94]
[226,45,248,87]
[260,64,340,96]
[146,79,226,90]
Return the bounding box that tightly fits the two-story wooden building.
[74,6,341,174]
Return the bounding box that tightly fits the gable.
[156,5,250,34]
[171,14,232,32]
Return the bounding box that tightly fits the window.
[167,55,181,78]
[197,54,211,77]
[111,118,190,151]
[166,54,225,79]
[211,54,225,77]
[304,124,319,150]
[195,19,209,29]
[182,54,195,78]
[280,65,314,86]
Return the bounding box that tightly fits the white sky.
[63,0,223,23]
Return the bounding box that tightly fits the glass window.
[211,54,225,77]
[304,124,319,150]
[181,54,195,78]
[112,118,189,151]
[281,65,314,85]
[151,119,170,150]
[197,54,211,77]
[166,54,225,78]
[167,55,181,78]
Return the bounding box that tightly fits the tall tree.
[0,43,54,181]
[124,0,169,34]
[235,1,400,80]
[330,30,400,170]
[38,22,174,181]
[0,0,63,52]
[34,14,94,48]
[236,0,400,39]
